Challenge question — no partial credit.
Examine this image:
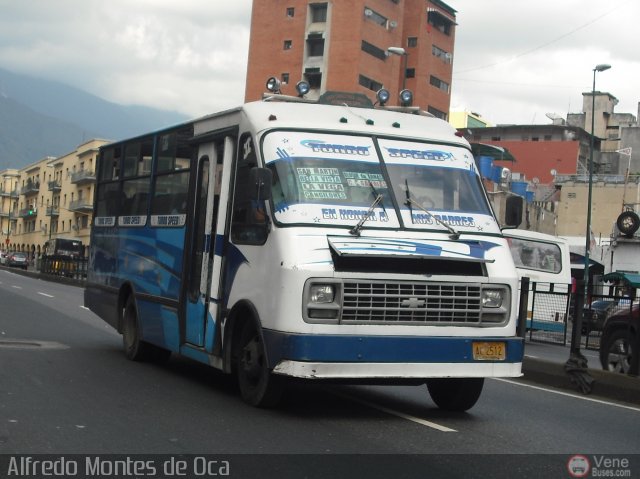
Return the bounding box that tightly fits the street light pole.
[583,64,611,300]
[386,46,408,95]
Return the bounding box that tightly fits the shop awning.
[470,143,516,162]
[602,272,640,288]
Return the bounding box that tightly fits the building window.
[429,75,450,93]
[568,193,577,199]
[286,7,294,17]
[427,106,447,120]
[283,40,292,50]
[304,68,322,89]
[532,137,539,142]
[407,37,418,48]
[405,68,415,79]
[310,3,327,23]
[491,136,501,141]
[432,45,452,63]
[361,40,386,61]
[544,135,552,141]
[364,7,387,27]
[281,73,290,84]
[306,33,325,57]
[427,9,453,35]
[358,74,383,92]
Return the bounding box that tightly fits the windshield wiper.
[349,193,383,237]
[404,180,460,240]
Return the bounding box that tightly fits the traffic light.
[28,206,34,216]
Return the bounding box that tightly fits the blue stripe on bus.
[262,331,524,368]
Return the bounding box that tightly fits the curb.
[522,356,640,406]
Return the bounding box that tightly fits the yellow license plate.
[472,342,506,361]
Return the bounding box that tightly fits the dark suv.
[599,304,638,374]
[583,300,618,333]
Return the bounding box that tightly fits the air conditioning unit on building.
[389,20,398,28]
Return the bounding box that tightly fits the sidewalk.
[522,339,640,406]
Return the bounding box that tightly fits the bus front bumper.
[263,332,524,379]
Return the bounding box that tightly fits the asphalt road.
[1,269,639,478]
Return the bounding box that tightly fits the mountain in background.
[0,67,189,170]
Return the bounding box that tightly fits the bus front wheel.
[426,378,484,412]
[122,296,170,362]
[235,320,284,408]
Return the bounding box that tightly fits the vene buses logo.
[567,455,590,478]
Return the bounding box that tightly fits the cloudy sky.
[0,0,638,126]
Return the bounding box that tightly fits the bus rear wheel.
[426,378,484,412]
[235,321,284,408]
[122,296,170,362]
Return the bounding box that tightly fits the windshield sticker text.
[322,208,389,222]
[301,140,370,156]
[386,148,454,161]
[411,213,476,227]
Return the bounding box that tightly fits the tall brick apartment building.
[244,0,456,119]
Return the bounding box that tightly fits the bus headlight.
[480,286,510,324]
[482,289,504,308]
[310,285,335,303]
[304,280,342,323]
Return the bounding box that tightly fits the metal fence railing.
[526,282,570,345]
[39,255,87,282]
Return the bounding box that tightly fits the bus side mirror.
[250,167,272,201]
[504,195,523,227]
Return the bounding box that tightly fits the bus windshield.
[263,131,495,233]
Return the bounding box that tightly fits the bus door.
[183,137,230,347]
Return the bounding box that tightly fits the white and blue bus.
[85,84,524,410]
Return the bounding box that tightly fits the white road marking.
[494,378,640,413]
[79,306,89,310]
[11,285,22,289]
[332,391,457,432]
[38,292,54,298]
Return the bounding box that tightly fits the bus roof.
[195,100,470,148]
[502,229,569,246]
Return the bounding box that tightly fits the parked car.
[583,300,621,333]
[6,252,28,270]
[599,304,638,374]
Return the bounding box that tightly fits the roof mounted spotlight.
[376,88,390,106]
[296,80,310,97]
[399,89,413,107]
[266,77,282,94]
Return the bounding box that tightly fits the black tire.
[426,378,484,411]
[616,211,640,237]
[600,329,635,374]
[121,296,155,362]
[235,320,284,407]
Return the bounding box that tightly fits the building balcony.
[21,182,40,196]
[69,199,93,213]
[0,189,19,198]
[70,170,96,185]
[46,206,60,217]
[48,180,62,192]
[18,207,37,218]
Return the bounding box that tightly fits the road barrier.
[39,255,88,282]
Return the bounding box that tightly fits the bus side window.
[231,134,268,244]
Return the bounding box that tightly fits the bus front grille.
[341,281,482,324]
